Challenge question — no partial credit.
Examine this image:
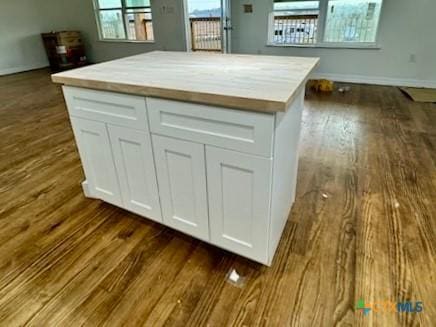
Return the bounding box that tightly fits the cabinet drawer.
[147,98,274,157]
[63,86,148,130]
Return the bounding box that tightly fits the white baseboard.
[311,73,436,89]
[0,62,49,76]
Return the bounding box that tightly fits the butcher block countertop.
[52,51,319,113]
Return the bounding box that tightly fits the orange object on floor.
[308,79,335,92]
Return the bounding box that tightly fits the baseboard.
[0,62,49,76]
[311,73,436,89]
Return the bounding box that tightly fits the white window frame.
[93,0,155,43]
[267,0,384,49]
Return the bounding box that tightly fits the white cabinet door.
[108,125,162,222]
[206,146,272,263]
[70,117,122,207]
[152,135,209,241]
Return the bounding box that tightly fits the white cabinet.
[66,87,163,222]
[206,146,272,263]
[152,135,209,241]
[108,125,162,222]
[64,87,305,266]
[70,117,122,207]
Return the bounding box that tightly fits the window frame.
[267,0,384,49]
[93,0,155,43]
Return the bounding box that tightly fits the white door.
[206,146,272,263]
[70,117,122,207]
[152,135,209,241]
[108,125,162,222]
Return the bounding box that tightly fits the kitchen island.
[52,51,319,265]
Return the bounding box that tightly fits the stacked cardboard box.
[41,31,87,71]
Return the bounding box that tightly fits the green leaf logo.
[356,299,371,316]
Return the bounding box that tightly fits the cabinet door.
[206,146,272,263]
[152,135,209,241]
[70,117,122,206]
[108,125,162,222]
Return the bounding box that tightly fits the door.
[185,0,231,53]
[206,146,272,263]
[70,117,122,207]
[152,135,209,241]
[108,125,162,222]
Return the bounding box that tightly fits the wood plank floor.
[0,69,435,326]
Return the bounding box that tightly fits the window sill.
[98,39,155,44]
[266,42,381,50]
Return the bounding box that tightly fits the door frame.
[182,0,192,52]
[221,0,231,53]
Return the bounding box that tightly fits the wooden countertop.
[52,51,319,113]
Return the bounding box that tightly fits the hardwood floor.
[0,69,434,326]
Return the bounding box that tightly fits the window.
[271,1,320,44]
[269,0,383,46]
[94,0,154,41]
[324,0,382,43]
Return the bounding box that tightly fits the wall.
[0,0,187,75]
[2,0,435,86]
[0,0,50,75]
[231,0,436,87]
[39,0,187,63]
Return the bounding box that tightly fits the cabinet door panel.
[206,146,272,263]
[70,117,122,206]
[108,125,162,222]
[152,135,209,241]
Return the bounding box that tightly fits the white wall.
[2,0,435,87]
[0,0,50,75]
[231,0,436,87]
[0,0,187,75]
[38,0,187,63]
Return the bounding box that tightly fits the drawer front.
[63,86,148,130]
[147,98,274,157]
